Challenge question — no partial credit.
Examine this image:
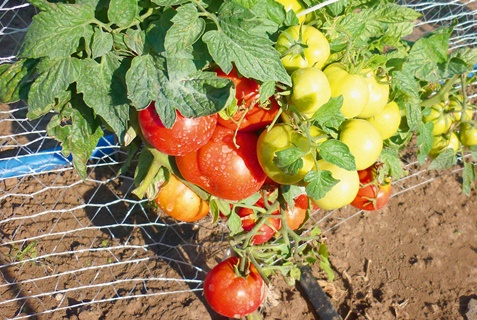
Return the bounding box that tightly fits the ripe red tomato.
[154,174,209,222]
[203,257,265,318]
[350,164,392,211]
[175,125,267,201]
[286,193,311,230]
[138,102,217,156]
[215,68,280,132]
[238,198,281,244]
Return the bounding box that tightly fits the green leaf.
[228,211,244,235]
[318,139,355,171]
[417,122,434,165]
[165,4,205,54]
[123,29,147,55]
[379,147,405,181]
[203,21,291,85]
[319,244,334,281]
[281,184,305,211]
[108,0,139,28]
[126,54,163,110]
[76,53,130,140]
[151,0,189,5]
[0,59,37,103]
[28,57,82,119]
[304,170,339,201]
[46,98,103,179]
[462,160,476,196]
[428,149,458,170]
[20,2,96,59]
[273,147,305,175]
[91,27,114,59]
[259,80,276,103]
[391,70,420,130]
[312,96,345,133]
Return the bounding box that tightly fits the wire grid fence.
[0,1,476,319]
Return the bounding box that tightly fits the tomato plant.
[138,102,217,156]
[203,257,265,318]
[323,64,369,118]
[216,68,280,132]
[312,159,360,210]
[351,164,392,211]
[366,101,402,140]
[275,24,331,73]
[257,123,314,185]
[290,67,332,117]
[339,119,383,171]
[154,174,209,222]
[176,125,266,201]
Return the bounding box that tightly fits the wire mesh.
[1,1,476,319]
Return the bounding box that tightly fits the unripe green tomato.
[357,71,390,118]
[339,119,383,170]
[459,122,477,147]
[290,67,332,118]
[423,104,453,135]
[323,64,369,118]
[257,123,315,184]
[429,131,460,158]
[275,25,330,73]
[311,159,359,210]
[447,96,474,122]
[366,101,402,140]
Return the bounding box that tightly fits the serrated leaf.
[123,28,147,55]
[391,70,420,130]
[228,211,243,235]
[380,147,405,180]
[20,2,96,59]
[312,96,345,133]
[304,170,339,201]
[259,80,276,103]
[428,148,457,170]
[28,57,82,119]
[319,139,355,171]
[462,160,476,196]
[0,59,37,103]
[165,4,205,54]
[108,0,139,28]
[126,54,163,110]
[91,27,113,59]
[417,122,434,165]
[203,22,291,85]
[76,53,130,140]
[273,147,305,175]
[46,98,103,179]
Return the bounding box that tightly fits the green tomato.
[430,132,460,158]
[257,123,315,184]
[339,119,383,171]
[275,25,330,73]
[366,101,402,140]
[357,70,390,118]
[447,95,474,122]
[323,64,369,118]
[422,103,453,135]
[290,67,331,117]
[459,122,477,147]
[311,159,359,210]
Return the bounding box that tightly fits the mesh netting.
[1,1,476,319]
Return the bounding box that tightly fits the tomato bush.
[154,174,209,222]
[203,257,265,318]
[138,102,217,156]
[176,125,266,201]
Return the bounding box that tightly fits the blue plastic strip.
[0,134,116,180]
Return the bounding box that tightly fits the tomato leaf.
[108,0,139,28]
[273,147,305,175]
[318,139,356,171]
[311,96,344,134]
[259,81,277,104]
[76,53,130,140]
[304,170,339,201]
[46,98,103,179]
[203,3,291,86]
[91,27,114,59]
[27,57,82,120]
[428,149,458,170]
[165,4,205,55]
[0,59,37,103]
[462,160,476,196]
[379,147,405,181]
[417,122,434,165]
[318,244,334,281]
[228,211,244,236]
[19,2,96,59]
[391,70,420,130]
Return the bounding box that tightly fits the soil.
[1,1,477,319]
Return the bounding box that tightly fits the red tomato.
[286,194,309,230]
[175,125,267,201]
[203,257,265,318]
[350,164,392,211]
[216,68,280,132]
[238,198,281,244]
[138,102,217,156]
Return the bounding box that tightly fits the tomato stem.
[131,148,165,200]
[421,74,460,109]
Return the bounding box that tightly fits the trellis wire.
[1,1,476,319]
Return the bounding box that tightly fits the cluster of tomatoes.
[423,94,477,158]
